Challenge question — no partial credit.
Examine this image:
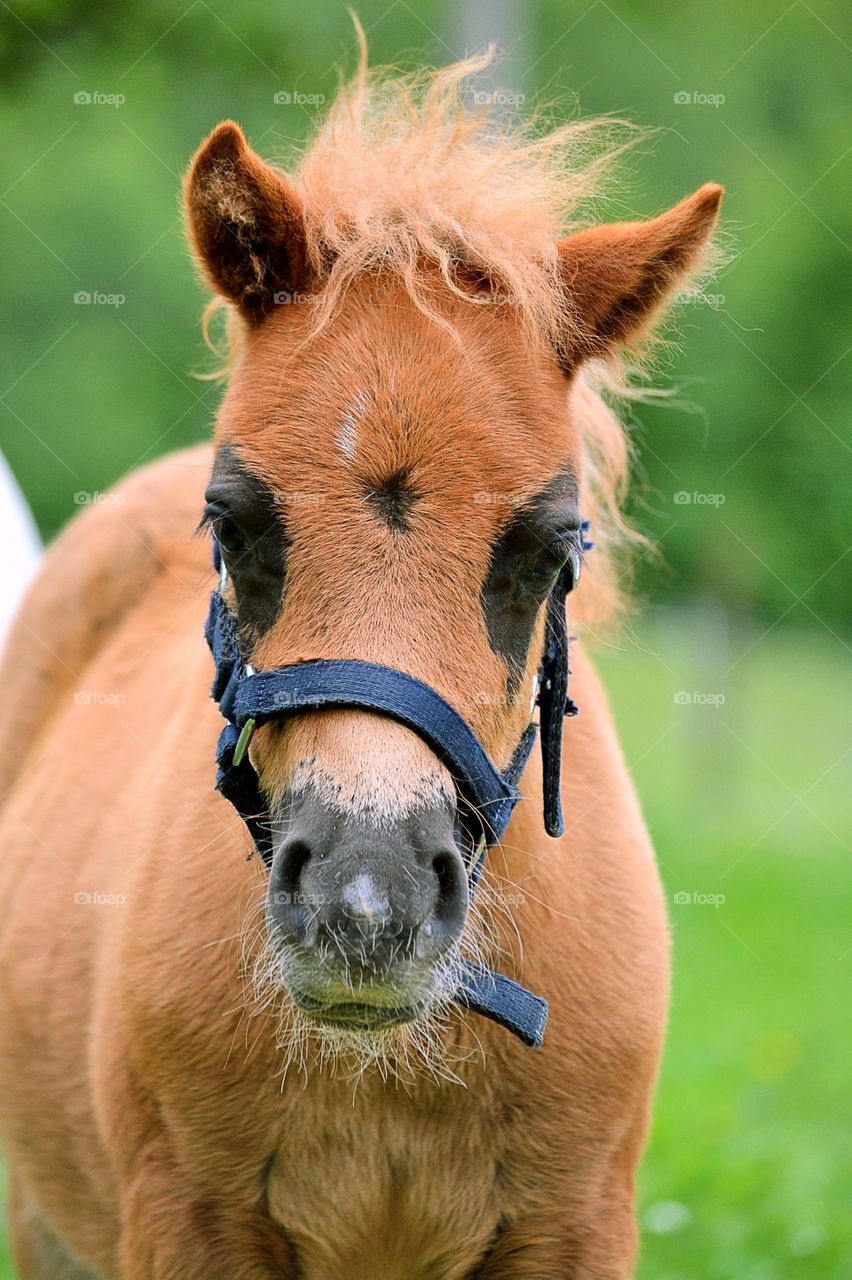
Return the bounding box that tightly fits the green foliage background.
[0,2,848,1278]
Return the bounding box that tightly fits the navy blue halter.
[204,524,591,1049]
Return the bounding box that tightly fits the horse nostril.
[417,848,468,959]
[278,837,312,892]
[432,850,458,903]
[268,836,313,942]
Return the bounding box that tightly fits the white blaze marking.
[336,386,367,462]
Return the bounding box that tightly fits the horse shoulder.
[0,443,212,800]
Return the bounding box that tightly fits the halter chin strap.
[204,524,591,1050]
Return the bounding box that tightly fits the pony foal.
[0,53,721,1280]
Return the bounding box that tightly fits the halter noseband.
[204,524,591,1049]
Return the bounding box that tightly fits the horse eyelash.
[195,503,227,538]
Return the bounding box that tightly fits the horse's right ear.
[184,122,308,323]
[554,184,723,370]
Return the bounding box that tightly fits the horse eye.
[520,550,564,591]
[215,516,249,560]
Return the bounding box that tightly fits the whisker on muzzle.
[228,863,511,1088]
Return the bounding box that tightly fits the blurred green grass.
[0,612,847,1277]
[595,611,850,1279]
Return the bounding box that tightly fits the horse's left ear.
[184,121,308,323]
[555,183,723,370]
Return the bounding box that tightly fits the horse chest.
[266,1093,502,1280]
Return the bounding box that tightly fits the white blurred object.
[0,450,41,647]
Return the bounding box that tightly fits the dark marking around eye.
[203,444,289,644]
[481,468,580,700]
[363,468,420,533]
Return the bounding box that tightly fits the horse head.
[184,80,720,1044]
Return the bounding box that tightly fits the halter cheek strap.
[204,523,591,1050]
